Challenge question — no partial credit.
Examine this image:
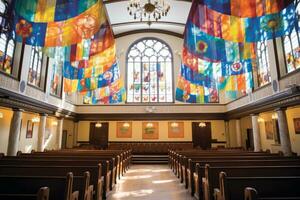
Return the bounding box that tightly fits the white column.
[73,121,79,147]
[56,118,63,150]
[7,108,22,156]
[251,114,262,152]
[236,119,242,147]
[37,114,47,152]
[276,108,292,156]
[224,120,230,147]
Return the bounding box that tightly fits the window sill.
[50,93,62,99]
[280,68,300,80]
[0,70,19,81]
[27,83,45,92]
[253,82,271,92]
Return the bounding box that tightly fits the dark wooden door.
[192,122,212,149]
[89,122,109,149]
[246,128,254,150]
[62,130,67,149]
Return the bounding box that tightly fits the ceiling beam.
[111,21,185,28]
[104,0,192,5]
[115,29,183,38]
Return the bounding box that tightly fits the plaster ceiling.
[103,0,192,38]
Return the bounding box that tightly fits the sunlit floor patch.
[126,169,152,173]
[108,164,195,200]
[152,179,175,184]
[122,175,152,180]
[112,189,153,198]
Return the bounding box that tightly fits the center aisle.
[107,164,194,200]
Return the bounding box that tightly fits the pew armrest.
[85,185,94,200]
[37,187,50,200]
[244,187,258,200]
[213,188,222,200]
[70,191,79,200]
[97,177,104,200]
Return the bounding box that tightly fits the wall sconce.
[123,122,130,128]
[146,122,153,128]
[95,122,102,128]
[32,117,40,123]
[272,113,278,120]
[257,117,264,123]
[52,121,58,126]
[170,122,179,128]
[198,122,206,128]
[0,112,3,119]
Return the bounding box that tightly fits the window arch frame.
[255,40,271,88]
[0,0,16,76]
[281,0,300,74]
[125,37,175,104]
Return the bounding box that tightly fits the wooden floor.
[107,164,194,200]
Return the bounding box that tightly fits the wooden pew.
[18,152,122,184]
[0,158,109,200]
[189,158,300,198]
[11,155,115,191]
[0,173,78,200]
[30,149,132,175]
[0,187,49,200]
[214,172,300,200]
[0,165,100,200]
[201,165,300,200]
[186,157,300,196]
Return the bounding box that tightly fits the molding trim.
[76,113,226,121]
[1,86,300,121]
[104,0,192,4]
[112,21,185,28]
[115,29,183,38]
[226,86,300,119]
[0,88,75,118]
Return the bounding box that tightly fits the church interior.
[0,0,300,199]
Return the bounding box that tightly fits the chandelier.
[127,0,170,26]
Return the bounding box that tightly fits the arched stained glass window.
[28,46,44,87]
[282,0,300,73]
[0,0,15,75]
[126,38,173,103]
[256,41,271,87]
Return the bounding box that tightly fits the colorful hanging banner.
[44,22,114,62]
[14,0,98,22]
[198,0,293,18]
[184,21,256,63]
[14,0,105,47]
[189,1,298,42]
[83,79,126,104]
[218,59,254,100]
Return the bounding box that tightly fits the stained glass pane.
[126,38,173,103]
[283,0,300,73]
[28,46,43,87]
[256,41,271,87]
[0,1,15,75]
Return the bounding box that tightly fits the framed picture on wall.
[142,122,159,139]
[26,120,33,139]
[117,122,132,138]
[294,118,300,134]
[265,121,274,140]
[168,122,184,138]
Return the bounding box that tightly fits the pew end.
[70,191,79,200]
[37,187,50,200]
[244,187,258,200]
[213,188,222,200]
